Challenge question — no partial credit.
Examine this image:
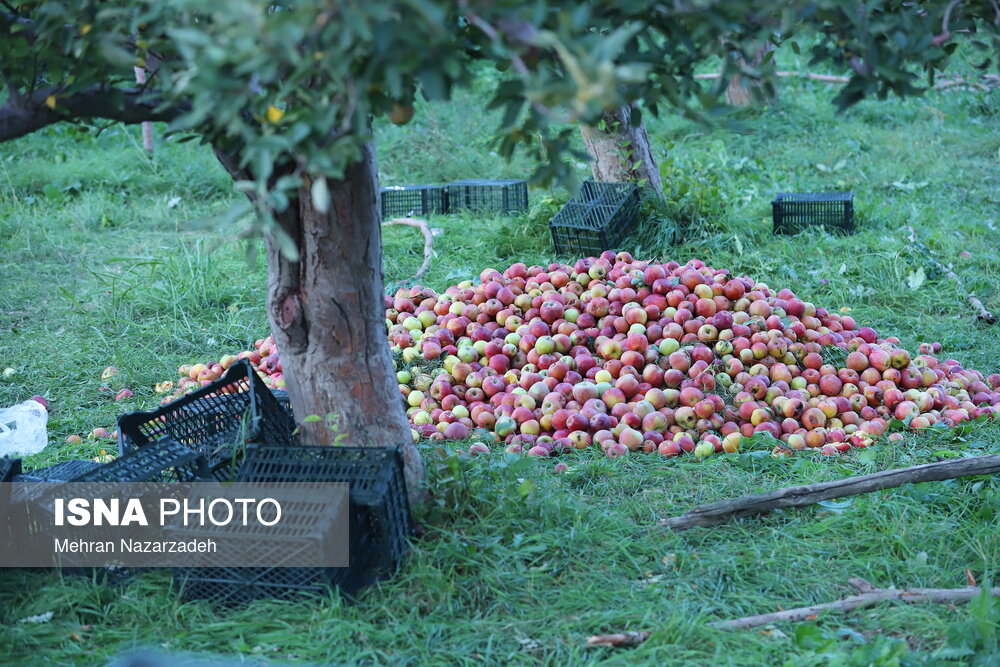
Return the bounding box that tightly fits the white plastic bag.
[0,399,48,456]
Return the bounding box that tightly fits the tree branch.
[659,453,1000,531]
[932,0,964,47]
[1,10,38,41]
[458,1,574,124]
[711,582,1000,630]
[0,85,186,143]
[589,579,1000,643]
[382,217,435,281]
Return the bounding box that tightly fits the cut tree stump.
[660,453,1000,531]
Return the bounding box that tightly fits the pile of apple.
[162,253,1000,459]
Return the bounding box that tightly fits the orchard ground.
[2,52,1000,664]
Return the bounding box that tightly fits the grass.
[2,50,1000,665]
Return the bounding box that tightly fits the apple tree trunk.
[579,104,663,196]
[223,143,425,505]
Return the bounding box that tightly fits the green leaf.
[42,183,62,200]
[419,67,449,101]
[311,177,330,213]
[856,449,878,464]
[906,267,926,291]
[887,418,907,432]
[795,624,829,650]
[97,41,136,68]
[302,415,322,423]
[271,224,300,262]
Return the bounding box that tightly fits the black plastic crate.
[380,185,448,219]
[172,528,379,605]
[1,456,21,482]
[74,437,209,483]
[271,389,293,420]
[61,565,146,587]
[117,360,296,482]
[446,179,528,214]
[171,446,415,606]
[772,192,854,234]
[173,546,376,606]
[548,181,641,257]
[15,459,101,482]
[171,481,369,605]
[237,445,411,568]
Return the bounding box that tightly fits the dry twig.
[659,454,1000,531]
[382,216,434,281]
[589,579,1000,644]
[710,580,1000,631]
[693,70,1000,92]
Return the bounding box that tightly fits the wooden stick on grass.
[711,580,1000,630]
[588,580,1000,644]
[904,225,995,324]
[659,453,1000,531]
[382,216,435,281]
[927,258,995,324]
[693,70,999,91]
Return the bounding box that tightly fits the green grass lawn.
[1,53,1000,665]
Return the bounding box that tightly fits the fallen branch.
[905,226,995,324]
[694,71,849,83]
[929,259,995,324]
[934,78,989,92]
[693,70,999,91]
[382,216,434,281]
[710,580,1000,631]
[659,453,1000,531]
[589,579,1000,643]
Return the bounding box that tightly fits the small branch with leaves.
[458,1,577,125]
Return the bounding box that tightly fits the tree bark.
[0,85,183,143]
[579,104,662,196]
[214,144,426,506]
[133,67,155,154]
[267,145,425,505]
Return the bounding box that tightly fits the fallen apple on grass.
[150,253,999,462]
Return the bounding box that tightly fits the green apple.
[659,338,680,355]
